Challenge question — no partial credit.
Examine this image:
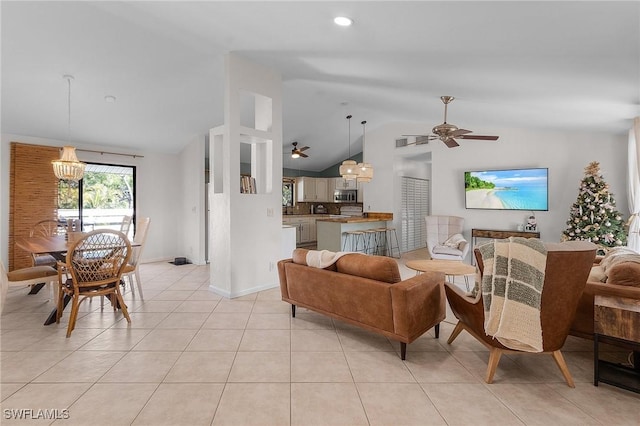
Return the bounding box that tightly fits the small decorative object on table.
[525,213,537,231]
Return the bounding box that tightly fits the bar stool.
[385,227,401,258]
[343,230,367,253]
[373,228,389,255]
[363,229,380,255]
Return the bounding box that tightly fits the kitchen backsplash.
[283,202,362,215]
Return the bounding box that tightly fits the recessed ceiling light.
[104,95,116,103]
[334,16,353,27]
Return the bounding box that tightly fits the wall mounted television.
[464,168,549,211]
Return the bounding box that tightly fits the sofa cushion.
[607,262,640,287]
[335,253,401,284]
[600,247,640,272]
[432,245,463,256]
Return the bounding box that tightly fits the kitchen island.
[316,213,393,252]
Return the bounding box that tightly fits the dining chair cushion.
[33,254,58,267]
[8,265,57,282]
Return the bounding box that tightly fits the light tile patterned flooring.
[1,250,639,425]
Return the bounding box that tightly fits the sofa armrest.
[389,271,446,341]
[458,239,470,259]
[277,259,293,300]
[586,280,640,299]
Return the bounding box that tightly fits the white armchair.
[425,215,470,261]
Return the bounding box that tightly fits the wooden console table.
[471,229,541,264]
[594,295,640,394]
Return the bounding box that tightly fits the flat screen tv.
[465,168,548,211]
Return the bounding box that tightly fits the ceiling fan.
[403,96,499,148]
[291,141,310,158]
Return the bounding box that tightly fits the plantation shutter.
[401,177,430,252]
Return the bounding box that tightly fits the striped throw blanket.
[477,237,547,353]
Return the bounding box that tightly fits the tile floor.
[1,250,639,425]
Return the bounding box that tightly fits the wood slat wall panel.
[9,143,60,270]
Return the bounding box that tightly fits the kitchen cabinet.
[333,177,357,190]
[282,216,317,244]
[315,178,329,202]
[357,180,363,203]
[296,177,329,202]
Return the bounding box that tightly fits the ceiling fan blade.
[300,152,308,158]
[450,128,472,137]
[401,134,439,140]
[457,134,500,140]
[299,146,310,151]
[443,138,460,148]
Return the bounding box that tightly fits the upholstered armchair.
[445,241,596,387]
[425,215,469,261]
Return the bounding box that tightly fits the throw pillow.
[433,245,463,256]
[443,233,466,248]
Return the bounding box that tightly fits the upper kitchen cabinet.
[296,177,330,202]
[333,177,357,190]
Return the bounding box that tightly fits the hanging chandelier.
[357,120,373,183]
[339,115,359,180]
[52,75,85,181]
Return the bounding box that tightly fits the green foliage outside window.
[58,171,133,209]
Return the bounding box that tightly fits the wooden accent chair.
[1,261,58,313]
[445,241,596,387]
[122,217,150,299]
[56,229,131,337]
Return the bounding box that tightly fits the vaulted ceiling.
[2,1,639,171]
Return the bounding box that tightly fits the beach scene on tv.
[465,168,548,210]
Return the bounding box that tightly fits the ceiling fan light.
[291,152,300,159]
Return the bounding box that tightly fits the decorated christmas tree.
[562,161,627,249]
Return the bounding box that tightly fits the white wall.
[364,123,628,261]
[209,53,283,298]
[179,135,206,264]
[1,134,183,266]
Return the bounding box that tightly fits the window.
[58,163,135,237]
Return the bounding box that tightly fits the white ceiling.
[2,1,639,172]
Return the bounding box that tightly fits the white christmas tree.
[562,161,627,249]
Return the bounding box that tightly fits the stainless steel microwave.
[333,189,357,203]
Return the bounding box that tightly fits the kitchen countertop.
[316,212,393,223]
[282,214,331,218]
[315,217,387,223]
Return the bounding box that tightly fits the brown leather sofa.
[570,257,640,342]
[278,249,446,360]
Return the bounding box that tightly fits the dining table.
[15,234,139,325]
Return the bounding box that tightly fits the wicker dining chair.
[56,229,132,337]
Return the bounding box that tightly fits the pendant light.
[52,75,85,181]
[357,120,373,183]
[339,114,359,180]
